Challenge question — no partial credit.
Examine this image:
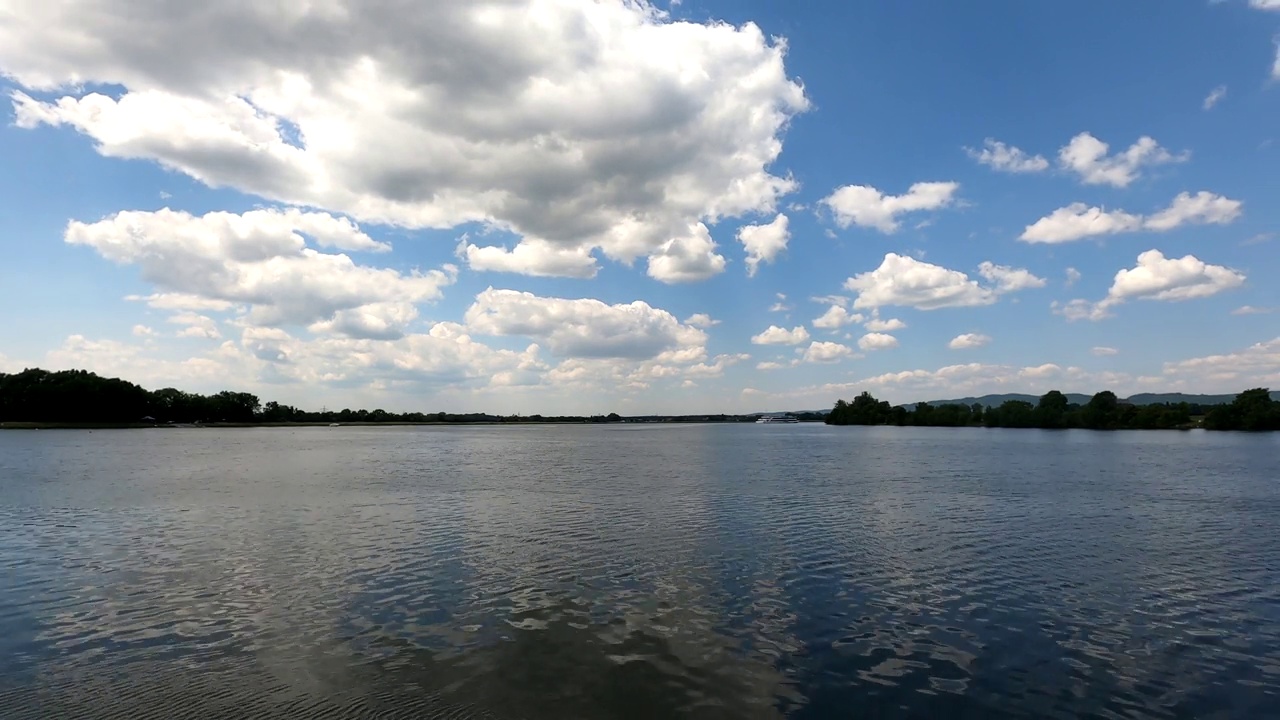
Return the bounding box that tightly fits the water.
[1,425,1278,719]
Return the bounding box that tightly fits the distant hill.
[914,391,1279,409]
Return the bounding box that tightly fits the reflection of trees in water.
[5,600,784,719]
[359,603,786,719]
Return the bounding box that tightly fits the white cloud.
[1108,250,1246,303]
[844,254,996,310]
[1252,1,1280,10]
[1058,250,1246,322]
[784,362,1115,406]
[1232,305,1274,315]
[812,305,864,330]
[821,182,959,233]
[1058,132,1186,187]
[858,333,899,351]
[1203,85,1228,110]
[1021,192,1242,243]
[1021,204,1144,243]
[751,325,810,345]
[1052,299,1113,323]
[127,293,236,312]
[965,139,1049,173]
[457,238,598,279]
[1065,267,1082,287]
[737,213,790,277]
[3,1,808,280]
[1092,347,1119,356]
[1159,337,1280,392]
[1143,191,1243,232]
[307,302,420,341]
[977,261,1047,293]
[864,317,907,332]
[948,333,990,350]
[756,360,790,371]
[1274,40,1280,79]
[684,313,721,328]
[464,288,705,361]
[646,223,727,283]
[167,312,222,339]
[132,325,156,337]
[803,341,855,363]
[66,208,455,336]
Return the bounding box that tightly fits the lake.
[1,425,1278,719]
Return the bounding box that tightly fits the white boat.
[755,414,799,424]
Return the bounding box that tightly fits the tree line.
[826,388,1280,431]
[0,368,777,426]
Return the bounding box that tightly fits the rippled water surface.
[2,425,1279,719]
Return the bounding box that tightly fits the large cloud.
[463,288,706,360]
[844,254,1040,310]
[65,208,455,336]
[1056,250,1246,322]
[1021,192,1241,244]
[1057,132,1186,187]
[737,213,790,277]
[821,182,959,233]
[4,0,808,279]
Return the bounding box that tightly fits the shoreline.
[0,419,785,430]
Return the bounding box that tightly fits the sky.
[1,0,1278,415]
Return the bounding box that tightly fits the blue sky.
[1,0,1277,414]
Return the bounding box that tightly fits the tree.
[1081,391,1119,430]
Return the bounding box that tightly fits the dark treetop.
[825,389,1280,431]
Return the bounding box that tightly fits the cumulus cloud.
[684,313,721,328]
[948,333,990,350]
[646,223,727,283]
[132,325,156,337]
[66,208,455,335]
[1203,86,1228,110]
[1092,347,1119,356]
[844,254,997,310]
[2,0,808,280]
[864,317,907,332]
[977,261,1047,292]
[1065,267,1082,287]
[812,305,864,330]
[821,182,959,233]
[168,312,222,339]
[1057,250,1246,322]
[1022,205,1144,244]
[457,238,598,279]
[1021,192,1242,243]
[1253,1,1280,10]
[751,325,810,345]
[783,362,1115,406]
[737,213,790,277]
[803,341,855,363]
[1143,191,1244,232]
[965,139,1049,173]
[1108,250,1246,302]
[858,333,899,351]
[1159,337,1280,392]
[464,288,705,360]
[1057,132,1187,187]
[127,293,237,312]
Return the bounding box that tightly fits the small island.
[825,389,1280,431]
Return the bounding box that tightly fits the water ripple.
[1,425,1279,718]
